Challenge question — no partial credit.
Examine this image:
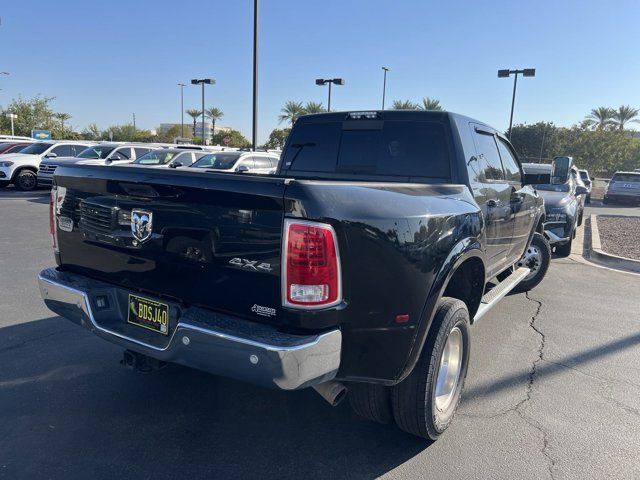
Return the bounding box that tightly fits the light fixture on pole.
[498,68,536,139]
[191,78,215,145]
[6,113,17,136]
[381,67,390,110]
[315,78,345,112]
[178,83,186,137]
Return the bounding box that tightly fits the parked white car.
[189,151,281,174]
[0,141,91,190]
[38,143,160,187]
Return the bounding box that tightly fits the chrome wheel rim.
[518,245,542,281]
[435,326,463,412]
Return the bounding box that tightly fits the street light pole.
[315,78,344,112]
[178,83,186,137]
[191,78,215,145]
[498,68,535,139]
[252,0,258,151]
[381,67,389,110]
[6,113,17,136]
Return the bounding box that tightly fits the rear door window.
[51,144,74,157]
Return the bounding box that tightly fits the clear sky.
[1,0,638,143]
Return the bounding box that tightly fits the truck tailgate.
[53,165,286,323]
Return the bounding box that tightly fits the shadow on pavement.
[0,187,50,204]
[0,317,428,479]
[464,331,640,402]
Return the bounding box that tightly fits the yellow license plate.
[127,294,170,335]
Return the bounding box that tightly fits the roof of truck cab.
[296,110,498,135]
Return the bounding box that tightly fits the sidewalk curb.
[589,215,640,274]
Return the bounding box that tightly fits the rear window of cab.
[281,120,451,180]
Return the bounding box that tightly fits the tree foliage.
[419,97,444,111]
[279,101,305,127]
[211,129,251,148]
[0,95,72,138]
[262,128,290,149]
[509,122,640,174]
[392,99,419,110]
[304,101,325,114]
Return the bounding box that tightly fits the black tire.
[577,211,584,227]
[603,197,609,205]
[14,169,38,191]
[348,382,393,424]
[513,232,551,293]
[585,194,591,204]
[391,297,470,440]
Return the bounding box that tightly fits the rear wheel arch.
[395,241,484,384]
[11,165,38,180]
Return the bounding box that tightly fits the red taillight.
[283,220,341,308]
[49,188,58,251]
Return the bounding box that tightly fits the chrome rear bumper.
[38,268,341,390]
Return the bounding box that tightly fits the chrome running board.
[473,266,530,323]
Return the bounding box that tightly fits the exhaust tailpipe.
[121,350,166,373]
[313,381,348,407]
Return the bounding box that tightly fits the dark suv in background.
[522,162,588,256]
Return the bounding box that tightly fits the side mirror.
[575,185,588,196]
[45,152,57,158]
[583,180,591,187]
[110,154,123,161]
[169,161,183,169]
[236,165,249,173]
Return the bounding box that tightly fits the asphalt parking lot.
[1,189,639,480]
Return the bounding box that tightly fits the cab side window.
[496,138,522,183]
[470,131,504,182]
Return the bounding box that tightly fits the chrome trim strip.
[38,271,339,354]
[474,266,530,323]
[544,229,569,245]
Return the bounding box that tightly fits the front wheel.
[513,232,551,293]
[391,297,470,440]
[14,169,38,191]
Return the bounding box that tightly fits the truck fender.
[395,236,484,383]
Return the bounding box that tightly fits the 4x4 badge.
[229,257,273,272]
[131,209,153,243]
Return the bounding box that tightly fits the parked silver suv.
[604,171,640,205]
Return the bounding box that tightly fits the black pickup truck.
[39,111,550,440]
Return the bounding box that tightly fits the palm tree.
[585,107,615,130]
[278,101,305,127]
[205,107,224,137]
[185,109,201,138]
[304,101,325,114]
[392,100,419,110]
[419,97,443,111]
[56,112,72,135]
[612,105,639,130]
